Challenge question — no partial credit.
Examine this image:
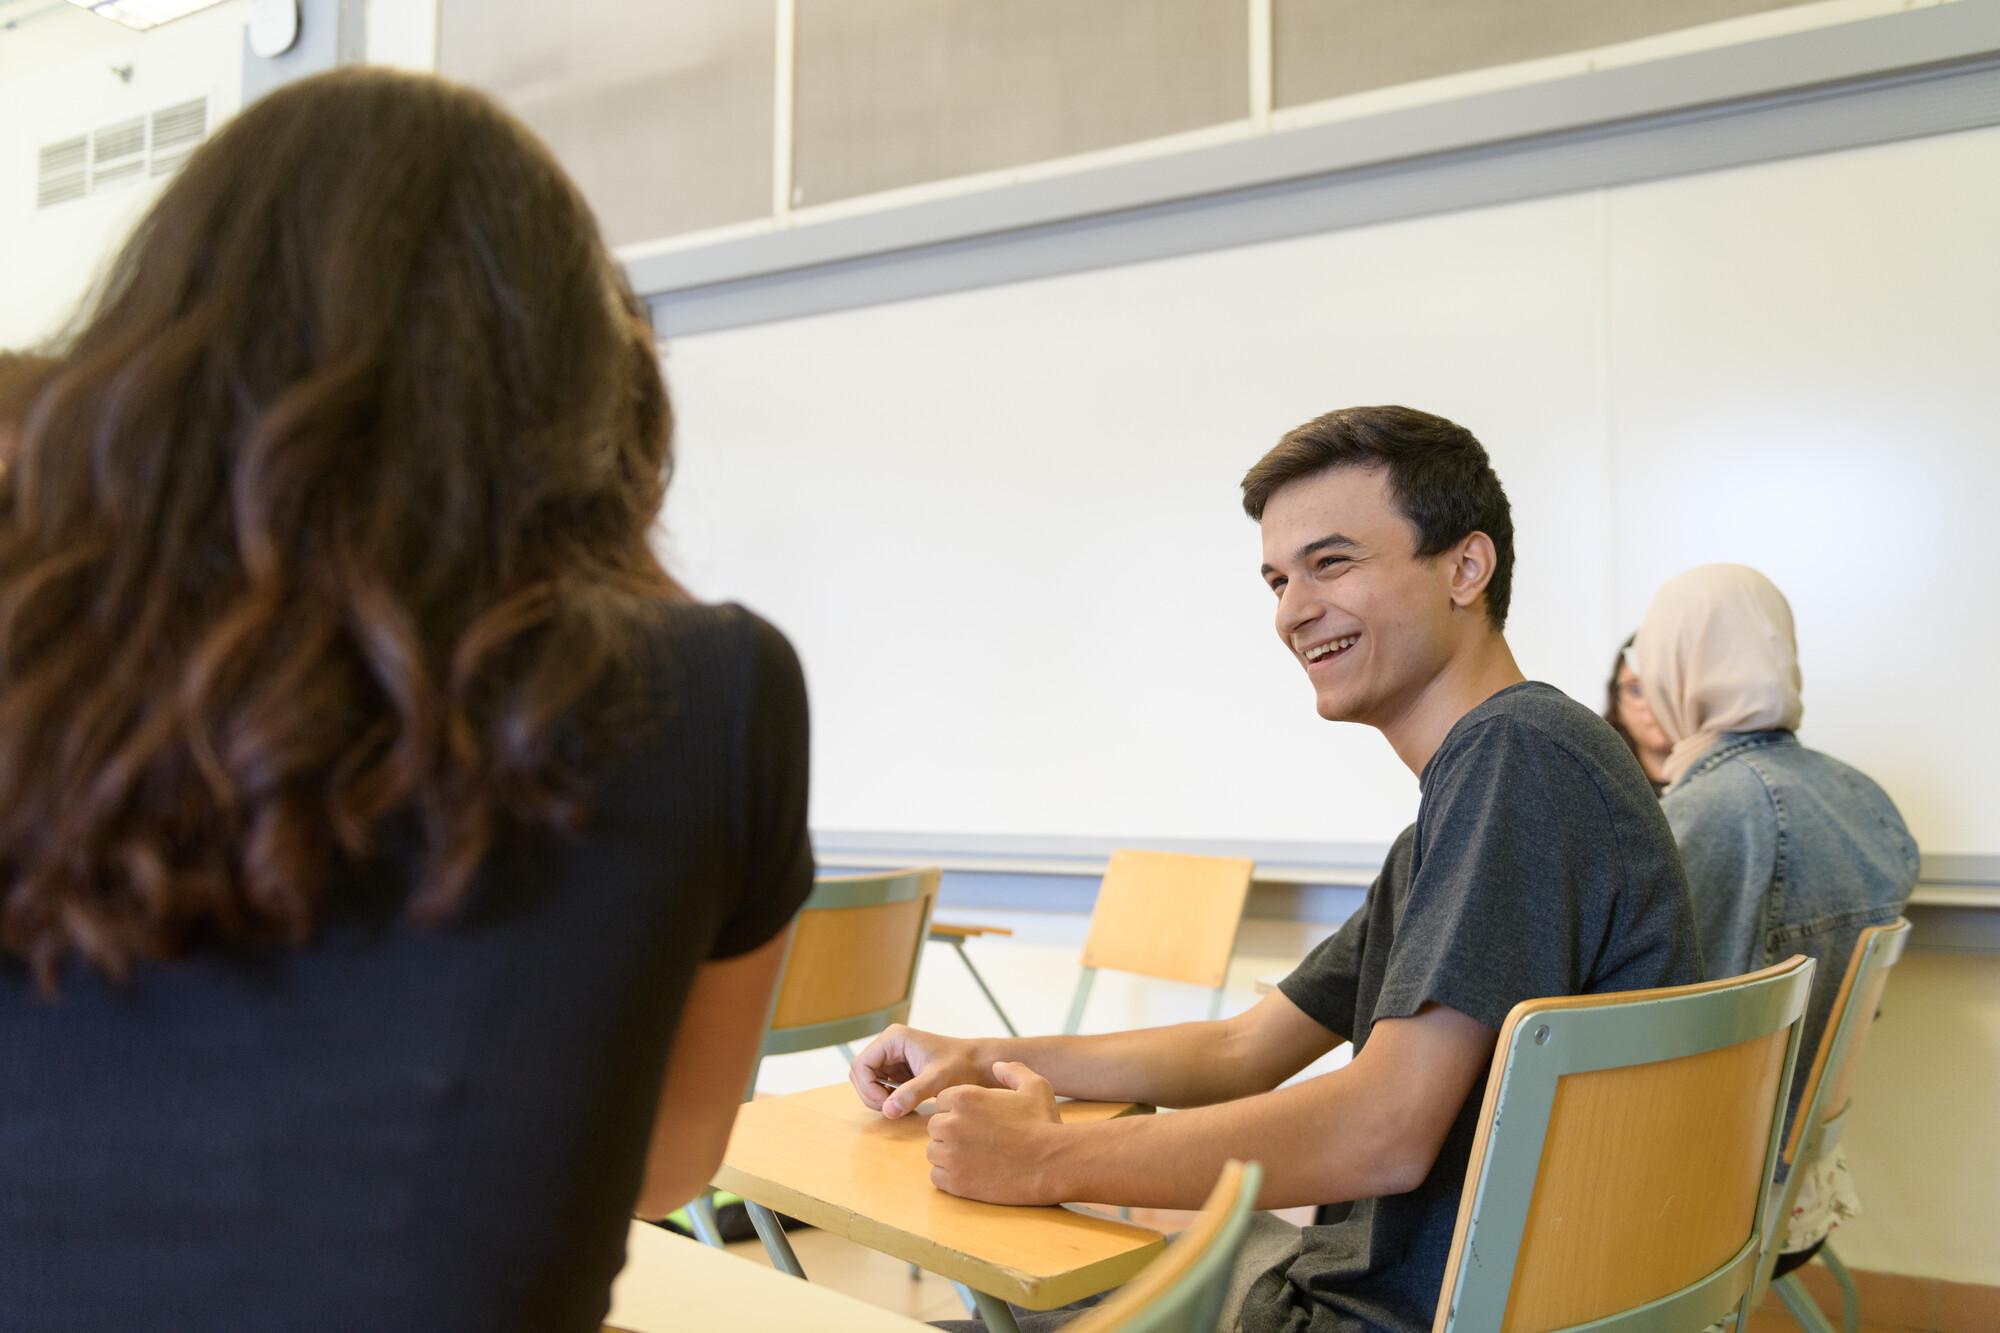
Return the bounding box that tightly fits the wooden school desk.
[713,1083,1165,1332]
[606,1218,932,1332]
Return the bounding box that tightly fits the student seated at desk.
[853,407,1701,1333]
[1632,563,1917,1270]
[0,70,811,1333]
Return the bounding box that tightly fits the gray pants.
[932,1211,1303,1333]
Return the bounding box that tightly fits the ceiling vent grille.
[36,136,89,209]
[34,95,209,210]
[90,116,147,190]
[149,97,207,176]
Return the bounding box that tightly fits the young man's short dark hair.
[1240,405,1516,629]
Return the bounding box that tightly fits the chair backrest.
[1065,850,1254,1034]
[1751,917,1912,1302]
[1065,1160,1263,1333]
[1081,851,1254,986]
[761,867,940,1059]
[1433,955,1816,1333]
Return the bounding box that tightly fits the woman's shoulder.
[1663,743,1779,823]
[628,600,801,689]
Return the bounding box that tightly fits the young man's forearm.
[1027,1073,1419,1211]
[964,1016,1280,1109]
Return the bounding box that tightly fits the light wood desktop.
[605,1218,932,1332]
[713,1082,1165,1312]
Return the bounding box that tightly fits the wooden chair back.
[762,867,941,1058]
[1782,917,1910,1165]
[1066,1160,1263,1333]
[1433,955,1816,1333]
[1750,917,1912,1304]
[1064,850,1254,1035]
[1080,851,1254,987]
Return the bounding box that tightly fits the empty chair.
[1065,850,1255,1033]
[1065,1161,1265,1333]
[1433,955,1816,1332]
[1754,918,1913,1333]
[684,867,940,1260]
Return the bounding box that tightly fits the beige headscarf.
[1633,564,1803,788]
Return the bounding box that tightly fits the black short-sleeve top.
[1246,682,1700,1333]
[0,602,813,1333]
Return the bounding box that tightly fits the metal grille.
[89,116,147,189]
[36,136,88,209]
[148,96,207,176]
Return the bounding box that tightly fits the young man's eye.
[1315,556,1349,573]
[1267,577,1286,596]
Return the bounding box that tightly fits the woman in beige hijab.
[1633,563,1917,1271]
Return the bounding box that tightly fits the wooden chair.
[684,867,941,1264]
[1432,955,1816,1332]
[1064,850,1255,1034]
[1065,1161,1264,1333]
[1754,918,1912,1333]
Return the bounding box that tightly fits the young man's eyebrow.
[1262,533,1361,579]
[1295,533,1361,561]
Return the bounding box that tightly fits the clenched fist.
[925,1061,1066,1204]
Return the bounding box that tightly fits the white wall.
[0,0,437,350]
[667,125,2000,1287]
[1604,132,2000,861]
[0,2,251,349]
[664,124,2000,863]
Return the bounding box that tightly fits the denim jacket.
[1661,731,1918,1120]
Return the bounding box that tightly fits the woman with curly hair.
[0,69,810,1331]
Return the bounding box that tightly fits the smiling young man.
[853,406,1700,1332]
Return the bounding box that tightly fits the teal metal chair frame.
[1066,1160,1263,1333]
[1116,1161,1263,1333]
[1754,919,1912,1333]
[1062,961,1230,1035]
[1438,957,1815,1332]
[686,868,939,1275]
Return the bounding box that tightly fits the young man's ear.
[1446,533,1497,615]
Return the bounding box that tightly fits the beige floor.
[719,1220,1899,1332]
[722,1226,973,1325]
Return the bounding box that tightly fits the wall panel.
[793,0,1247,205]
[438,0,773,245]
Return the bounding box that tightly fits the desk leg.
[684,1192,726,1249]
[745,1201,807,1280]
[950,940,1020,1038]
[968,1289,1023,1333]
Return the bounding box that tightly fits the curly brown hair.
[0,68,680,990]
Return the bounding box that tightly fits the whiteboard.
[658,123,1999,860]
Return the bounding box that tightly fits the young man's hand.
[925,1061,1066,1204]
[849,1023,997,1118]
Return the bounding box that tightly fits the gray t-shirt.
[1243,682,1700,1333]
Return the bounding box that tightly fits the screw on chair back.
[1064,1160,1264,1333]
[1433,955,1816,1332]
[1065,850,1254,1034]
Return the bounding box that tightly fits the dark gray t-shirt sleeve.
[1278,827,1414,1041]
[709,609,814,959]
[1378,716,1627,1033]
